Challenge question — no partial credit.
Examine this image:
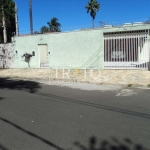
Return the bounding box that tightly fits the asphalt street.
[0,78,150,150]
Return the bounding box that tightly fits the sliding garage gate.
[104,30,150,69]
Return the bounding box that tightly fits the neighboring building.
[12,22,150,70]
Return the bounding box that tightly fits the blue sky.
[14,0,150,33]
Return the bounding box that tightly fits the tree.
[85,0,100,28]
[0,0,15,43]
[47,17,61,32]
[34,31,40,34]
[40,26,49,33]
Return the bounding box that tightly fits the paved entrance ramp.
[55,82,122,91]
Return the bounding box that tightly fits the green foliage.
[85,0,100,28]
[128,84,133,87]
[40,17,61,34]
[0,0,15,21]
[0,0,15,43]
[47,17,61,32]
[34,31,40,34]
[40,26,49,34]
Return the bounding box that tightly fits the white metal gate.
[104,31,150,69]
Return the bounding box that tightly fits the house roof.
[101,23,150,33]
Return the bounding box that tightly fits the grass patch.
[148,84,150,87]
[128,84,133,87]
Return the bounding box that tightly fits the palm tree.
[85,0,100,28]
[47,17,61,32]
[40,26,49,33]
[29,0,33,34]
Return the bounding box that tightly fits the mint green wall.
[13,30,104,69]
[12,24,150,69]
[12,36,40,68]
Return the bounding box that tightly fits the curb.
[1,76,149,89]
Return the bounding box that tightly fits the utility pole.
[29,0,33,34]
[2,7,7,43]
[15,3,19,36]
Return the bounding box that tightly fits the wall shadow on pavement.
[35,92,150,120]
[0,77,41,93]
[74,136,149,150]
[0,143,9,150]
[0,97,4,101]
[0,116,64,150]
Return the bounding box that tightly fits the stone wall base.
[0,43,14,68]
[0,69,150,86]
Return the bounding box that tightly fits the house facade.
[12,23,150,70]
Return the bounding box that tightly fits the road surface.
[0,78,150,150]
